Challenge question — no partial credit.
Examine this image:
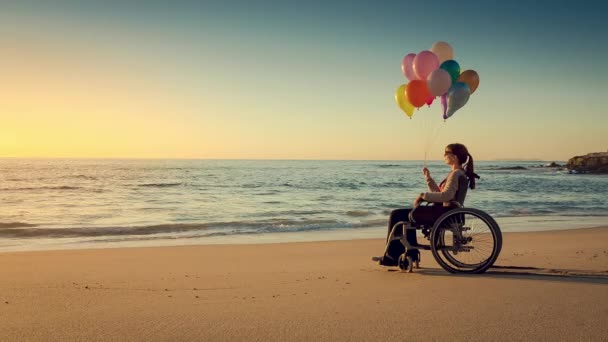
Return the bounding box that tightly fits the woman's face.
[444,148,456,166]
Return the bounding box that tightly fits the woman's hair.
[446,143,479,189]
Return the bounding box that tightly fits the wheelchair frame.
[379,175,503,274]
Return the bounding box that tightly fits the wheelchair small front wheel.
[398,253,414,273]
[430,208,502,274]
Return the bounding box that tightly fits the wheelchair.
[377,175,502,274]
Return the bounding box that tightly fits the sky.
[1,0,606,161]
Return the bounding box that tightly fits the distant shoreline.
[1,215,606,254]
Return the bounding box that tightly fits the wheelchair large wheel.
[430,208,502,274]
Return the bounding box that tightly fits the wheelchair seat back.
[453,174,469,207]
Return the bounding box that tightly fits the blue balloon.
[444,82,470,119]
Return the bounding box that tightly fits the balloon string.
[432,121,445,146]
[417,107,444,169]
[431,121,442,145]
[424,150,427,168]
[422,107,430,167]
[427,113,431,164]
[423,118,445,167]
[422,108,428,166]
[424,107,433,166]
[428,120,445,157]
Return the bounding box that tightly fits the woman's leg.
[410,206,433,226]
[409,205,455,244]
[387,208,411,241]
[412,204,456,228]
[379,208,412,265]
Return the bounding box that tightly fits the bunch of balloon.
[394,41,480,121]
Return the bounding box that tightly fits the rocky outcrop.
[545,162,562,168]
[532,162,563,169]
[567,152,608,173]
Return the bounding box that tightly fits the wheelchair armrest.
[408,200,432,224]
[447,200,463,208]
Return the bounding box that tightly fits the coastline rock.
[532,162,563,168]
[567,151,608,174]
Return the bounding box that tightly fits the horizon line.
[0,156,565,162]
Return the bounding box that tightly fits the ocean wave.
[0,217,388,239]
[65,175,98,180]
[346,210,373,217]
[138,182,182,188]
[1,186,82,191]
[254,190,281,195]
[249,209,330,217]
[492,211,608,218]
[506,208,556,216]
[0,222,38,228]
[241,182,266,188]
[486,166,529,171]
[79,219,389,244]
[0,223,209,238]
[334,181,360,190]
[375,182,409,188]
[5,174,98,182]
[352,219,386,228]
[376,164,401,168]
[4,177,53,182]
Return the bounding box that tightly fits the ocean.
[1,159,607,251]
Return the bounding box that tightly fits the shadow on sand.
[385,265,608,285]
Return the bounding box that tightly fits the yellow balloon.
[395,84,414,118]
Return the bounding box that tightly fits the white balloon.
[431,41,454,64]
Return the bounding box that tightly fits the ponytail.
[464,153,479,190]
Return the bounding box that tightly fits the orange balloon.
[406,80,431,108]
[457,70,480,94]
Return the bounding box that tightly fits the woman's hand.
[422,167,431,180]
[413,194,424,207]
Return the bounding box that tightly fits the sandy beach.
[1,227,607,341]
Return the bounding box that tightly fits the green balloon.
[440,60,461,83]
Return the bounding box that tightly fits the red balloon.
[426,95,434,107]
[406,80,431,108]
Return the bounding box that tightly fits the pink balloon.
[426,69,452,97]
[401,53,417,81]
[413,50,439,80]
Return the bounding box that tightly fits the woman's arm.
[423,167,440,192]
[426,177,440,192]
[422,170,461,203]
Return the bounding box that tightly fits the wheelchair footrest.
[402,242,432,251]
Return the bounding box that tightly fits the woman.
[378,143,479,266]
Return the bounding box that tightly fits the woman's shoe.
[371,255,397,266]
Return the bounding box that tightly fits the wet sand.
[1,227,607,341]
